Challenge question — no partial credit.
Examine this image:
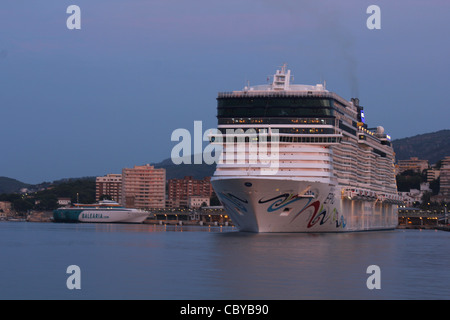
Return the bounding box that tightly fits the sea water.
[0,222,449,300]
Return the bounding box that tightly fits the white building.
[57,198,71,206]
[188,196,210,209]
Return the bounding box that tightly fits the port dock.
[398,207,450,231]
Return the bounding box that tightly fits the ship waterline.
[210,64,402,233]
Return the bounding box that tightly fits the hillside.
[392,129,450,164]
[152,156,216,180]
[0,177,30,194]
[0,178,96,212]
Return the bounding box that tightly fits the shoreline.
[2,217,450,232]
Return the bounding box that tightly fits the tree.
[210,193,221,206]
[396,170,425,192]
[429,178,440,195]
[12,199,34,214]
[0,177,96,212]
[35,195,59,211]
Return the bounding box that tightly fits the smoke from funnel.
[260,0,359,97]
[314,2,359,97]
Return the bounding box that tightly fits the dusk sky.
[1,0,449,184]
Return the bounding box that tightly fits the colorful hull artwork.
[212,178,398,233]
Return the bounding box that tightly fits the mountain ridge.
[391,129,450,164]
[0,177,31,195]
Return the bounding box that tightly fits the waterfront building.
[57,198,71,207]
[188,196,210,209]
[121,164,166,209]
[439,156,450,202]
[167,176,214,208]
[398,157,429,174]
[96,173,122,202]
[427,168,440,182]
[399,192,421,207]
[399,182,430,206]
[420,182,431,193]
[0,201,12,216]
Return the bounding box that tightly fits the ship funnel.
[351,98,360,106]
[272,63,291,91]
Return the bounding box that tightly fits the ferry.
[53,200,149,223]
[210,64,403,232]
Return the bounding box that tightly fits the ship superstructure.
[210,64,402,232]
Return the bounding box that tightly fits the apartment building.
[121,164,166,209]
[167,176,213,208]
[96,174,122,202]
[398,157,429,174]
[440,156,450,202]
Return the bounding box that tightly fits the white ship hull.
[212,178,398,233]
[54,208,149,224]
[78,210,149,223]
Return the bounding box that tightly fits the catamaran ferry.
[53,200,149,223]
[210,64,402,232]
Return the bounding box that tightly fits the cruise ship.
[210,64,402,232]
[53,200,149,223]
